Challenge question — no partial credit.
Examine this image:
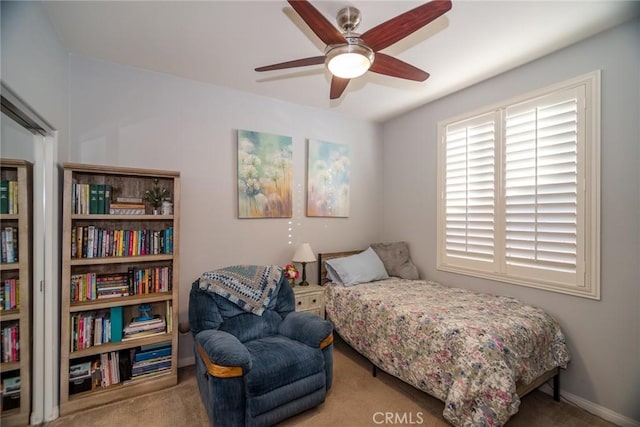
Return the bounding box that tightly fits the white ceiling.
[42,0,639,122]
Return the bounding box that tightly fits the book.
[121,330,166,341]
[97,184,106,214]
[133,345,171,362]
[104,185,111,214]
[0,180,8,214]
[4,226,16,263]
[109,202,145,215]
[3,376,21,395]
[110,306,123,343]
[123,320,166,335]
[89,184,99,214]
[8,181,17,214]
[115,196,143,204]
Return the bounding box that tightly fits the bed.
[318,248,570,427]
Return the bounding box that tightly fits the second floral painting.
[237,130,292,218]
[307,139,350,217]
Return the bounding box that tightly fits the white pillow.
[325,247,389,286]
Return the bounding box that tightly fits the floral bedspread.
[325,278,570,426]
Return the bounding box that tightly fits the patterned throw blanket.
[199,265,282,316]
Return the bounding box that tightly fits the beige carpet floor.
[47,337,614,427]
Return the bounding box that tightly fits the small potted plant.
[143,178,169,214]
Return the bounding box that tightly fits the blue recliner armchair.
[189,270,334,427]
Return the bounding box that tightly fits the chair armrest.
[195,329,252,377]
[279,312,333,349]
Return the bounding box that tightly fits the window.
[437,71,600,299]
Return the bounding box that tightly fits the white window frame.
[437,71,601,299]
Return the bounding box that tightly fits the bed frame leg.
[553,372,560,401]
[372,365,377,377]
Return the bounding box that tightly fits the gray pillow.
[370,242,419,280]
[325,247,389,286]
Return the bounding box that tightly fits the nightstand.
[292,284,326,318]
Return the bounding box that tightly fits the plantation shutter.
[443,112,496,269]
[438,72,598,297]
[504,87,583,282]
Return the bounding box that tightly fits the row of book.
[70,312,168,351]
[68,343,173,395]
[69,307,123,352]
[0,180,18,214]
[69,350,123,395]
[131,342,172,379]
[123,315,166,341]
[1,321,20,363]
[71,183,112,215]
[1,226,18,263]
[71,226,174,259]
[1,278,20,310]
[70,266,173,302]
[69,303,172,352]
[70,307,122,351]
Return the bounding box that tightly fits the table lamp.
[292,243,316,286]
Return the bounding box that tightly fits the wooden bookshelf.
[60,163,180,415]
[0,159,32,427]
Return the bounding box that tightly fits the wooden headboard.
[317,249,364,285]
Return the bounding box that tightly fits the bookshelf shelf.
[69,292,173,312]
[1,362,20,373]
[0,263,20,271]
[71,214,174,221]
[63,372,176,414]
[69,254,173,266]
[0,159,32,427]
[60,163,180,415]
[0,310,20,321]
[68,333,173,360]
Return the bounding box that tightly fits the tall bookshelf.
[60,163,180,415]
[0,159,32,427]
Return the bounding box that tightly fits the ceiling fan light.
[326,44,374,79]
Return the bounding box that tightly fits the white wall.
[381,18,640,423]
[68,55,384,365]
[1,1,68,154]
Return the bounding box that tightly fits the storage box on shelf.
[60,163,180,415]
[0,159,32,427]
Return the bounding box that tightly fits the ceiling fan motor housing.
[336,7,361,32]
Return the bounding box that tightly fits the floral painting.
[307,139,350,217]
[237,130,292,218]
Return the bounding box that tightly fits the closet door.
[2,85,58,425]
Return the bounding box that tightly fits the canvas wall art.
[307,139,350,217]
[237,130,292,218]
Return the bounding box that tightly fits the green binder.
[110,306,124,342]
[0,181,8,214]
[89,184,99,214]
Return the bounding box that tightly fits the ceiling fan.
[255,0,452,100]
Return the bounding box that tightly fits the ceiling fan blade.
[369,53,430,81]
[288,0,346,46]
[330,76,350,99]
[361,0,452,52]
[255,56,325,72]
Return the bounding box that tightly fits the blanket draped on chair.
[199,265,282,316]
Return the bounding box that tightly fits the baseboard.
[540,384,640,427]
[179,355,195,368]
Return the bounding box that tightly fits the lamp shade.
[326,44,374,79]
[292,243,316,263]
